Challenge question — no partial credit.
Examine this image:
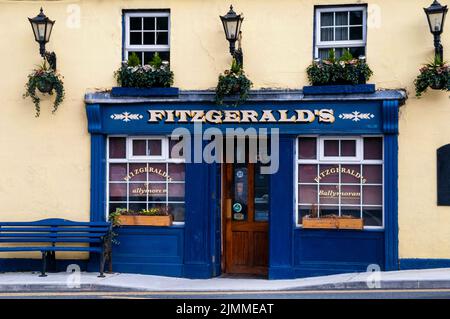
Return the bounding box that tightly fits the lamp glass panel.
[45,22,53,42]
[428,12,444,32]
[37,23,46,41]
[225,20,238,39]
[31,23,40,41]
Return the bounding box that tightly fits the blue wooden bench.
[0,218,112,277]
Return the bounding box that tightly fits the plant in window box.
[113,207,173,226]
[23,60,65,117]
[112,52,178,97]
[414,56,450,97]
[304,50,374,94]
[215,58,253,106]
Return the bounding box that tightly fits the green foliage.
[127,52,141,67]
[215,59,253,106]
[114,52,174,88]
[23,60,65,117]
[306,52,373,86]
[414,57,450,97]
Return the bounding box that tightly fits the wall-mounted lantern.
[424,0,448,61]
[220,5,244,66]
[28,7,57,70]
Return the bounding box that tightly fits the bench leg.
[39,252,47,277]
[98,252,106,278]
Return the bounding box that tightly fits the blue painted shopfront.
[85,89,404,279]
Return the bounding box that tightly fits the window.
[297,136,383,229]
[124,11,170,64]
[107,136,185,224]
[314,6,367,60]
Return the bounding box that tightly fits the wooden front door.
[223,162,270,275]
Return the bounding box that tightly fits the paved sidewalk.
[1,268,450,292]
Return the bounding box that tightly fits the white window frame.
[314,6,367,59]
[128,136,168,160]
[295,135,384,230]
[107,135,185,225]
[124,11,170,61]
[318,136,363,162]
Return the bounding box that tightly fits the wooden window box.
[118,215,173,226]
[302,217,363,230]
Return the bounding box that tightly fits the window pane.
[321,12,334,26]
[143,32,155,45]
[148,163,167,181]
[156,32,169,45]
[109,203,126,214]
[133,140,146,156]
[319,206,339,218]
[130,17,142,30]
[350,11,363,25]
[362,185,382,205]
[320,27,334,41]
[168,164,185,182]
[363,207,382,226]
[324,140,339,157]
[298,164,317,183]
[147,183,167,201]
[148,139,162,156]
[129,183,147,202]
[341,185,361,205]
[318,48,330,60]
[299,185,318,204]
[349,26,363,40]
[335,12,348,25]
[298,137,316,159]
[129,163,147,181]
[335,27,348,40]
[169,203,185,222]
[349,47,365,58]
[363,165,382,184]
[109,137,126,159]
[319,185,339,204]
[169,137,184,159]
[109,164,127,181]
[157,17,169,30]
[254,166,270,222]
[168,183,185,201]
[143,51,170,64]
[364,137,382,160]
[318,164,339,183]
[342,206,361,219]
[341,164,360,183]
[109,183,127,202]
[299,205,313,221]
[341,140,356,156]
[143,17,155,30]
[129,202,146,212]
[130,32,142,45]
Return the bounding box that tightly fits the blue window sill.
[303,84,376,95]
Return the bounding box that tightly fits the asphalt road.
[0,289,450,299]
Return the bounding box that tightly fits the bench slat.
[0,247,102,253]
[0,227,110,233]
[0,238,102,243]
[0,233,107,238]
[0,219,110,227]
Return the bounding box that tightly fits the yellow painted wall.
[0,0,448,260]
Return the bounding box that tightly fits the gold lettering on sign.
[315,167,366,184]
[146,109,336,124]
[124,167,172,182]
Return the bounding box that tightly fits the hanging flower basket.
[414,57,450,97]
[215,59,253,106]
[23,61,65,117]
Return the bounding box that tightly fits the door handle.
[225,199,232,220]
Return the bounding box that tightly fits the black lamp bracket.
[231,31,243,67]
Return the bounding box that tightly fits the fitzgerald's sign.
[147,109,335,124]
